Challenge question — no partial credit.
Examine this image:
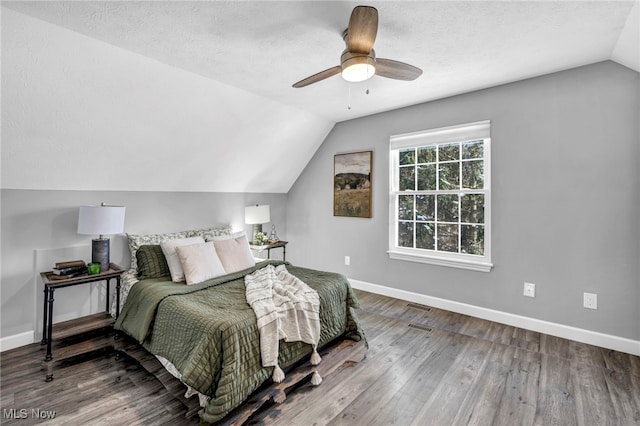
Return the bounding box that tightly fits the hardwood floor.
[1,290,639,425]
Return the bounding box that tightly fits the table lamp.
[245,204,270,243]
[77,203,126,272]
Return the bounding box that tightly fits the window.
[389,120,492,272]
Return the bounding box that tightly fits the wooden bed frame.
[114,334,367,425]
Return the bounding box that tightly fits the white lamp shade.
[77,205,126,235]
[245,205,270,224]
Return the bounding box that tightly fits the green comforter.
[114,260,364,423]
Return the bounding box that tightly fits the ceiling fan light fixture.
[341,55,376,83]
[292,6,421,88]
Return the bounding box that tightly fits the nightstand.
[249,241,288,261]
[40,263,124,382]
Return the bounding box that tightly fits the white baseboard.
[0,330,34,352]
[350,279,640,356]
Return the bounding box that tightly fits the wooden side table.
[249,241,288,261]
[40,263,124,381]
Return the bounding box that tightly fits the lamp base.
[91,238,110,273]
[252,224,263,244]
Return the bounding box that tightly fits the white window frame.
[388,120,493,272]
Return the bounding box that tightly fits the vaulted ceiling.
[2,1,638,193]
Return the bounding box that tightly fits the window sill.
[387,250,493,272]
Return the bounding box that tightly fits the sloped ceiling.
[2,1,638,193]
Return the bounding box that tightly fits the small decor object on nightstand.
[87,263,101,275]
[269,224,279,242]
[50,260,87,280]
[254,231,269,245]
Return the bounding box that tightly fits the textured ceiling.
[2,1,638,194]
[5,1,639,123]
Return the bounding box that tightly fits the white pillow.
[160,236,205,282]
[212,232,255,274]
[175,242,226,285]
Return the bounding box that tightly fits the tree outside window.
[389,121,492,272]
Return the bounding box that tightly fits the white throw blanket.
[244,264,322,384]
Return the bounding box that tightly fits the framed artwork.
[334,151,372,218]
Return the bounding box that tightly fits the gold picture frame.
[334,151,372,218]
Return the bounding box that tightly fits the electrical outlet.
[584,292,598,309]
[344,256,350,266]
[523,282,536,298]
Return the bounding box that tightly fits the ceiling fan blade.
[292,66,342,88]
[347,6,378,54]
[375,58,423,81]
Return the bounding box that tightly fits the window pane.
[399,149,415,165]
[461,225,484,255]
[398,222,414,247]
[460,194,484,224]
[439,163,460,190]
[462,140,483,159]
[462,160,484,189]
[437,224,458,252]
[416,223,435,249]
[439,143,459,162]
[391,128,489,263]
[417,146,436,163]
[417,164,436,190]
[437,194,459,222]
[399,195,414,220]
[399,166,415,191]
[416,194,435,221]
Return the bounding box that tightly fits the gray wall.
[2,61,638,344]
[286,61,640,340]
[1,190,286,338]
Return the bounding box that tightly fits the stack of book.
[50,260,88,280]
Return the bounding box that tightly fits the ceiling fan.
[292,5,422,88]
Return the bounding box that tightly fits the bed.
[112,227,366,424]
